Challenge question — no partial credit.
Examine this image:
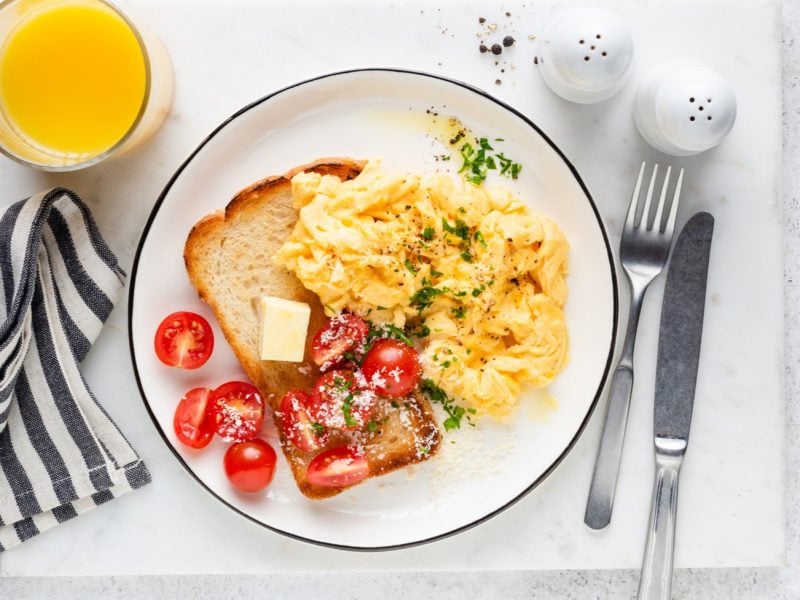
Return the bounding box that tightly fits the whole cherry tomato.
[361,338,421,398]
[223,438,277,493]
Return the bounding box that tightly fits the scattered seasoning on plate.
[491,43,502,55]
[503,35,515,47]
[479,42,488,53]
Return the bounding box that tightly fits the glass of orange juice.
[0,0,174,170]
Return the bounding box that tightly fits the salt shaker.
[633,60,737,156]
[537,7,634,104]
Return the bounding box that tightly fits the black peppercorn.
[491,43,502,55]
[503,35,515,47]
[479,43,488,53]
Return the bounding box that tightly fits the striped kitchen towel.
[0,188,150,551]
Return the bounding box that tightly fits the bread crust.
[184,158,440,499]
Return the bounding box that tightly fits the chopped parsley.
[403,258,419,274]
[420,378,473,431]
[471,285,485,297]
[474,231,487,248]
[310,422,326,436]
[460,250,474,262]
[451,306,467,319]
[380,323,414,346]
[342,393,358,428]
[421,227,435,242]
[430,268,444,278]
[414,324,431,338]
[410,286,446,311]
[367,420,379,433]
[458,137,522,186]
[441,217,470,241]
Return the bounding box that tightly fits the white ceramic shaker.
[633,60,737,156]
[537,7,634,104]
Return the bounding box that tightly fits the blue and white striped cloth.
[0,188,150,551]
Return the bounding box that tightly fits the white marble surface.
[0,0,797,596]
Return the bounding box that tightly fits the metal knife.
[637,212,714,600]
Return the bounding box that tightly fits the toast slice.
[184,158,441,499]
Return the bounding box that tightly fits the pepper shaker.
[537,7,634,104]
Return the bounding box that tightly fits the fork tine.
[640,164,659,230]
[664,168,684,237]
[626,162,647,228]
[653,165,672,232]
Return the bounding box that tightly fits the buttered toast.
[184,158,441,499]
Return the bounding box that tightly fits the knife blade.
[654,211,714,447]
[638,211,714,600]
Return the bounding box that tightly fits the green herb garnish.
[404,258,419,274]
[410,286,445,311]
[420,379,472,431]
[414,324,431,338]
[342,394,358,428]
[460,250,473,262]
[310,422,326,436]
[381,323,414,346]
[458,137,522,186]
[451,306,467,319]
[422,227,435,242]
[367,420,379,433]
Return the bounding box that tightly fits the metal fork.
[584,162,684,530]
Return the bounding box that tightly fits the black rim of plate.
[128,67,620,552]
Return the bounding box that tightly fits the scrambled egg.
[275,161,569,418]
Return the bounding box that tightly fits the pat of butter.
[258,296,311,362]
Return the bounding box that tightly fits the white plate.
[129,69,618,550]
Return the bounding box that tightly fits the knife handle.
[638,454,682,600]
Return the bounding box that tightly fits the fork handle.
[584,278,647,530]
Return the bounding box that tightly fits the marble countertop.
[1,0,798,597]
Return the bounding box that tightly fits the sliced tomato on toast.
[311,313,369,367]
[306,446,369,488]
[280,390,329,452]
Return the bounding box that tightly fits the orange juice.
[0,0,147,160]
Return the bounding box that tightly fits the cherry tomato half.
[154,311,214,370]
[223,438,277,493]
[361,338,421,398]
[173,387,215,449]
[210,381,265,442]
[306,446,369,488]
[280,390,329,453]
[309,370,376,431]
[311,313,370,367]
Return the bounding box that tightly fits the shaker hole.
[590,45,596,50]
[584,56,590,61]
[690,116,696,122]
[602,51,608,57]
[596,34,602,39]
[689,97,695,103]
[699,106,704,111]
[579,39,585,44]
[707,116,713,121]
[707,98,712,102]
